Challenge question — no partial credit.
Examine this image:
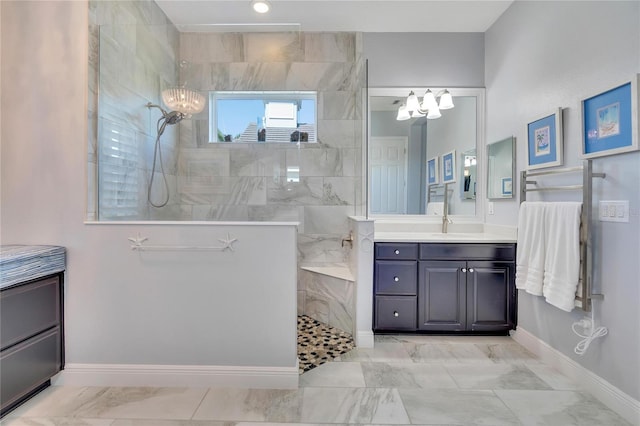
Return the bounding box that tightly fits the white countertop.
[374,232,517,243]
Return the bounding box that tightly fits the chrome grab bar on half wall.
[127,233,238,252]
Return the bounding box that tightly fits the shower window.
[209,91,317,143]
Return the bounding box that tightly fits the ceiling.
[155,0,513,33]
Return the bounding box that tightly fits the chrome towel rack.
[520,160,606,312]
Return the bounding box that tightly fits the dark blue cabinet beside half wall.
[374,242,517,334]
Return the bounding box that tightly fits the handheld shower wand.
[145,102,186,208]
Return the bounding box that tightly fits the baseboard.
[52,363,299,389]
[512,327,640,425]
[356,330,374,348]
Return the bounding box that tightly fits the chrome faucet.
[441,183,452,233]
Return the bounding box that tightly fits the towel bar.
[520,160,606,312]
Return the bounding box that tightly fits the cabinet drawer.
[0,327,61,410]
[375,296,417,330]
[1,275,61,350]
[420,243,515,261]
[375,261,417,295]
[375,243,418,260]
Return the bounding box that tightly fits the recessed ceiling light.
[252,0,271,14]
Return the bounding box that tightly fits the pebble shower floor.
[297,315,355,373]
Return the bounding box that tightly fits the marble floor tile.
[336,342,413,363]
[445,364,553,390]
[192,388,303,422]
[69,387,207,420]
[404,342,492,364]
[110,421,230,426]
[299,362,366,387]
[361,362,458,389]
[0,419,115,426]
[4,387,110,418]
[375,334,513,345]
[494,390,632,425]
[399,388,522,425]
[300,387,409,424]
[525,364,580,390]
[474,342,540,364]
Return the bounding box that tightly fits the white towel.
[542,202,582,312]
[516,202,547,296]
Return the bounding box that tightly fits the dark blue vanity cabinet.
[374,242,516,334]
[1,273,65,417]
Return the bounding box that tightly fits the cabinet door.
[466,261,515,331]
[418,261,466,331]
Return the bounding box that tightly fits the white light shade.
[438,90,454,110]
[421,89,438,111]
[396,104,411,121]
[162,87,205,115]
[426,105,441,119]
[406,91,420,112]
[252,0,270,13]
[411,110,425,118]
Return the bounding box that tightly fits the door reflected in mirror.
[368,88,484,217]
[487,136,515,199]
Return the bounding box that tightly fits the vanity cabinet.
[1,273,65,417]
[373,242,516,334]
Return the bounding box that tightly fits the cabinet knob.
[393,276,399,282]
[393,311,399,317]
[469,268,474,273]
[462,268,467,273]
[394,249,400,255]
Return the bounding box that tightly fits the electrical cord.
[572,304,608,356]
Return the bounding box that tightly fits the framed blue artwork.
[527,108,563,170]
[582,75,639,159]
[427,157,439,185]
[441,150,456,184]
[501,177,512,197]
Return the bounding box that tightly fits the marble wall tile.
[180,33,244,64]
[267,177,324,206]
[229,145,286,177]
[135,25,176,84]
[304,272,355,334]
[320,91,357,120]
[244,33,304,63]
[322,177,357,205]
[304,33,355,63]
[341,148,360,177]
[178,148,231,194]
[399,388,521,425]
[297,290,305,316]
[303,206,350,235]
[289,147,342,177]
[285,63,353,92]
[316,120,356,148]
[297,234,348,265]
[228,62,289,91]
[247,205,303,224]
[305,295,330,325]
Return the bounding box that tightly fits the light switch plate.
[599,200,629,222]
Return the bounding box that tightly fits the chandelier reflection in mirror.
[146,87,205,207]
[396,89,454,121]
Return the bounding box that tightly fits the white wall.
[486,1,640,401]
[1,0,298,387]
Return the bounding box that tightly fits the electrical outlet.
[599,200,629,222]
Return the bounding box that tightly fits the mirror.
[461,149,477,200]
[487,136,515,199]
[368,88,484,217]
